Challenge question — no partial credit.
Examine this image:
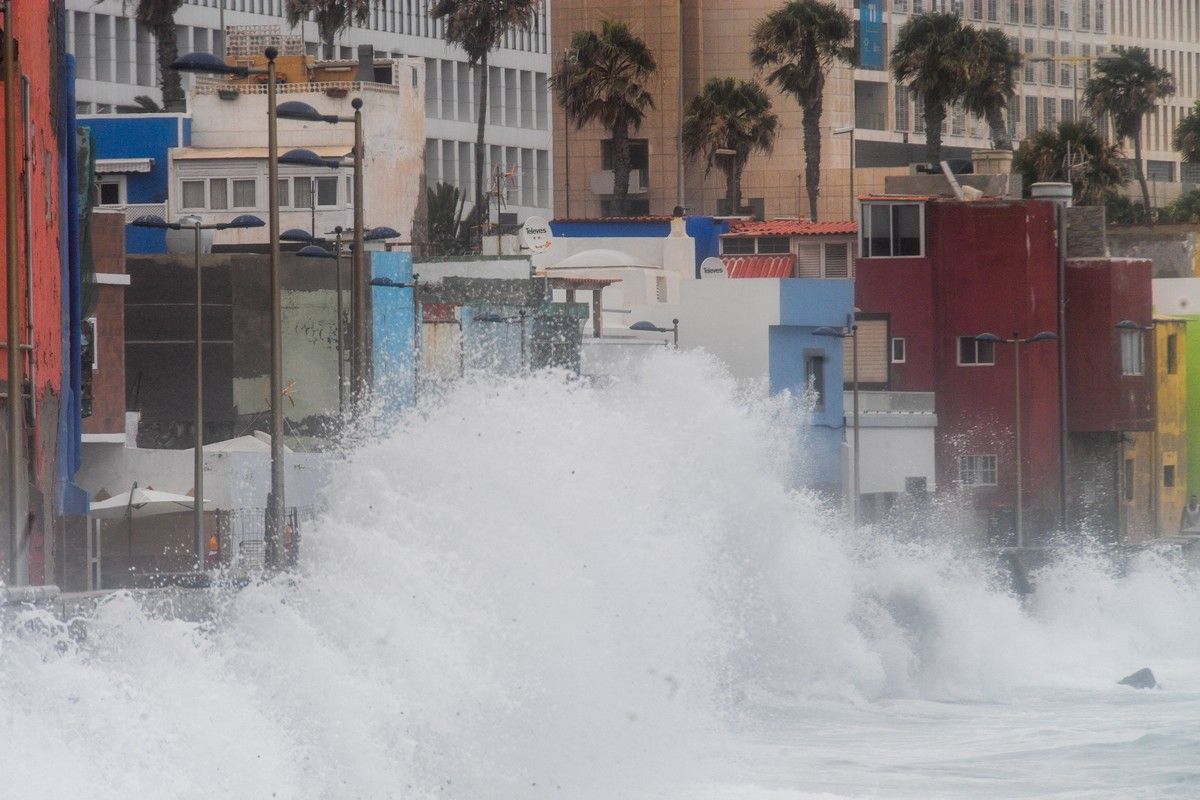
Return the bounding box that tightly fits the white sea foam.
[4,350,1199,798]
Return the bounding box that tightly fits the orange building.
[2,2,87,586]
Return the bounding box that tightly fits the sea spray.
[4,349,1200,798]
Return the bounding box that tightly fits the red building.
[1,2,86,585]
[855,194,1154,542]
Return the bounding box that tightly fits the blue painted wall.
[371,251,416,416]
[80,114,190,253]
[550,216,731,276]
[769,279,856,489]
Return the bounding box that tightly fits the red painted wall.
[1065,258,1154,433]
[855,199,1063,531]
[1,4,66,584]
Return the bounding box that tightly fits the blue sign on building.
[860,0,885,71]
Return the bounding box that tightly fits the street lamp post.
[629,319,679,348]
[815,315,860,526]
[975,330,1058,548]
[130,213,264,569]
[276,99,368,412]
[172,47,289,566]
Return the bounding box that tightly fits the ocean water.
[3,351,1199,799]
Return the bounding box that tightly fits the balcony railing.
[847,391,936,416]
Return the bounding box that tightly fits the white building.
[170,44,425,245]
[65,0,553,221]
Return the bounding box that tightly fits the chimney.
[356,44,374,83]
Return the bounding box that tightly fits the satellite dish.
[520,216,553,254]
[700,256,728,280]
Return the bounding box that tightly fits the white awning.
[172,145,352,160]
[95,157,154,174]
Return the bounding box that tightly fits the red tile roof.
[723,219,858,237]
[550,216,675,223]
[721,254,796,279]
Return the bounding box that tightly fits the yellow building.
[1155,318,1189,537]
[552,0,856,221]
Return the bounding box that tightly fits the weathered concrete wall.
[1108,226,1199,278]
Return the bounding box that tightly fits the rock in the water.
[1118,667,1157,689]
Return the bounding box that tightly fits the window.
[1124,458,1134,502]
[757,236,790,254]
[1165,333,1178,375]
[209,178,228,210]
[277,178,290,208]
[824,243,850,277]
[294,177,314,209]
[1164,464,1177,488]
[1009,0,1020,23]
[905,476,928,494]
[1147,160,1176,182]
[958,336,996,365]
[1120,329,1144,375]
[805,351,826,411]
[233,179,257,208]
[860,202,923,257]
[655,276,667,302]
[720,237,754,255]
[600,138,650,184]
[1080,0,1091,28]
[891,337,906,363]
[959,455,998,486]
[95,177,124,206]
[316,176,339,207]
[1043,0,1055,26]
[181,179,206,209]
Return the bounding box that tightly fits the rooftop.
[723,220,857,238]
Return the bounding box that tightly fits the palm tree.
[123,1,186,111]
[284,1,371,58]
[1084,46,1175,225]
[962,27,1021,150]
[1172,101,1200,166]
[431,0,541,244]
[750,0,854,221]
[1013,120,1125,206]
[891,11,975,168]
[682,78,779,214]
[552,21,657,217]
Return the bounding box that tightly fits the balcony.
[846,391,937,427]
[589,169,648,196]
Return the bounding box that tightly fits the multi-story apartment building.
[858,1,1110,173]
[551,0,857,222]
[63,0,553,221]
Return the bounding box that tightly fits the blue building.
[79,113,191,253]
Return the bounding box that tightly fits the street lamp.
[276,98,369,416]
[815,315,860,527]
[629,319,679,348]
[172,45,290,567]
[833,126,855,222]
[975,330,1058,549]
[130,213,264,570]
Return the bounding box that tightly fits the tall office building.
[552,0,857,222]
[64,0,554,221]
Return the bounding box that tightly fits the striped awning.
[95,157,154,174]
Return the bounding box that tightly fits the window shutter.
[796,244,821,277]
[824,242,850,277]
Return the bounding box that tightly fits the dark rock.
[1118,667,1157,689]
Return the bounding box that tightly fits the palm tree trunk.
[801,95,824,222]
[475,51,489,250]
[1132,131,1154,228]
[924,97,946,168]
[611,121,631,217]
[154,20,184,111]
[723,161,739,214]
[986,106,1009,150]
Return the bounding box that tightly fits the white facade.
[171,65,425,245]
[64,0,553,221]
[844,391,937,497]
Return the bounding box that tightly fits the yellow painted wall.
[1156,319,1189,536]
[1119,431,1156,542]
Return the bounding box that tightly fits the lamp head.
[1116,319,1150,331]
[630,320,666,333]
[129,214,178,230]
[278,148,343,169]
[1027,331,1058,343]
[365,226,402,241]
[277,100,339,124]
[352,97,363,111]
[280,228,318,243]
[171,52,248,77]
[295,244,335,259]
[974,332,1003,343]
[222,214,266,230]
[812,326,845,338]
